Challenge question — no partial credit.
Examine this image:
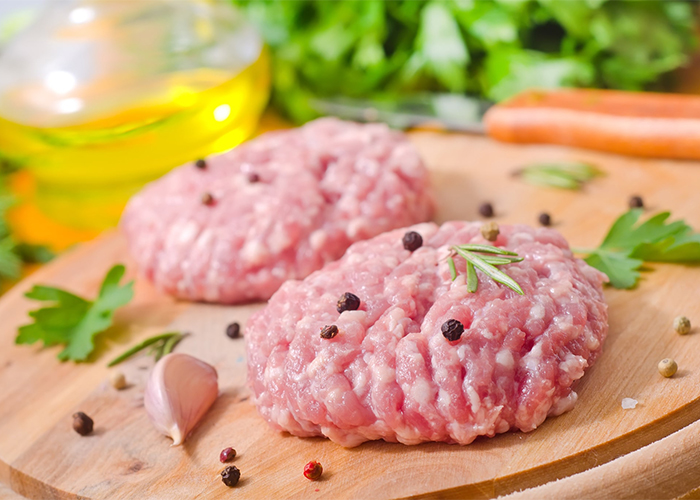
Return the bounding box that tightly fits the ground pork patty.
[120,118,433,303]
[246,221,608,447]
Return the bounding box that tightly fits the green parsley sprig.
[15,264,134,362]
[448,244,524,295]
[577,209,700,289]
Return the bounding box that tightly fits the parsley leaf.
[15,264,134,362]
[583,251,642,290]
[582,209,700,289]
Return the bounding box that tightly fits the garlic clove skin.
[144,353,218,445]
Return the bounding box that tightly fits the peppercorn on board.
[3,132,700,499]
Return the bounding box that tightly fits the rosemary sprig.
[107,331,187,367]
[158,333,184,361]
[448,244,524,295]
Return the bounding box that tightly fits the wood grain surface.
[498,416,700,500]
[2,132,700,499]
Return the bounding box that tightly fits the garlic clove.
[144,353,218,445]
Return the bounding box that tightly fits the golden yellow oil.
[0,48,269,231]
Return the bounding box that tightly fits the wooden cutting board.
[2,132,700,500]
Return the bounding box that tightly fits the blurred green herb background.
[0,157,53,287]
[233,0,697,123]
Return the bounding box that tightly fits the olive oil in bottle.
[0,0,270,230]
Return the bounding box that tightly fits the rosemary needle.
[466,261,478,293]
[448,256,457,281]
[108,332,184,367]
[156,332,187,361]
[457,244,518,256]
[479,255,524,265]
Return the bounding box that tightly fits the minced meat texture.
[246,221,608,447]
[120,118,434,303]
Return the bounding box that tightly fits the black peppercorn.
[72,411,94,436]
[320,324,339,339]
[441,319,464,342]
[226,322,241,339]
[247,172,260,183]
[195,159,207,169]
[538,213,551,226]
[337,292,361,313]
[402,231,423,252]
[201,192,215,206]
[479,202,494,218]
[221,465,241,487]
[629,195,644,209]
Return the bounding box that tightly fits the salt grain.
[621,398,638,410]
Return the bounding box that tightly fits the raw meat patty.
[246,221,608,447]
[120,118,433,303]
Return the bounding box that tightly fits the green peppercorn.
[110,371,127,390]
[658,358,678,378]
[673,316,691,335]
[480,221,499,241]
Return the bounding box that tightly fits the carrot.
[483,89,700,160]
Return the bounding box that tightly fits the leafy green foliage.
[0,236,20,280]
[232,0,696,122]
[13,243,55,264]
[582,210,700,289]
[0,176,54,284]
[0,155,54,284]
[0,181,20,281]
[16,265,134,362]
